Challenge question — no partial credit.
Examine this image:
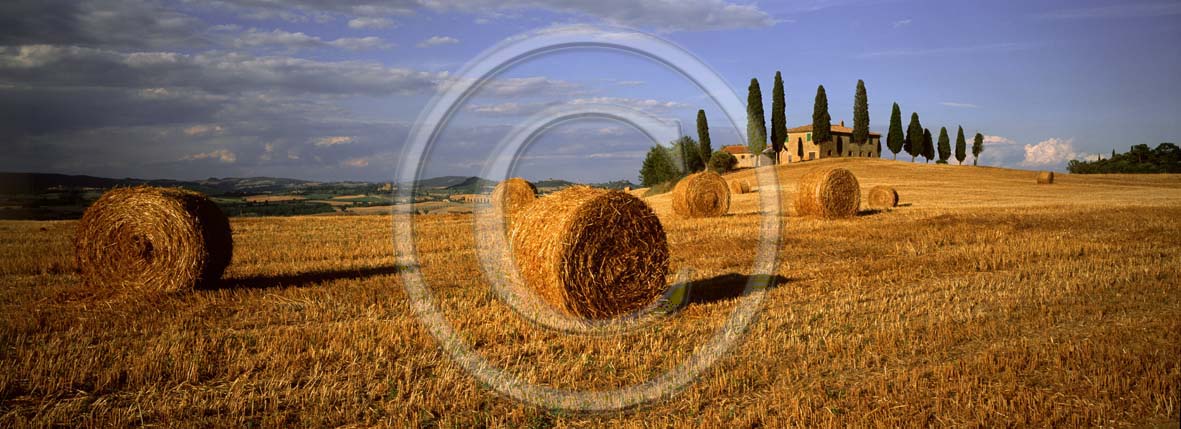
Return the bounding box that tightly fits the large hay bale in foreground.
[867,185,899,209]
[794,168,861,218]
[729,180,751,195]
[1037,171,1055,184]
[75,186,233,292]
[509,186,669,319]
[672,171,730,218]
[490,177,537,215]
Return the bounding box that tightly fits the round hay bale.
[509,186,669,319]
[671,171,730,218]
[794,168,861,218]
[1037,171,1054,184]
[729,180,751,195]
[867,185,899,209]
[490,178,537,215]
[75,186,232,292]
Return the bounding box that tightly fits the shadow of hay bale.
[218,265,405,290]
[683,273,789,306]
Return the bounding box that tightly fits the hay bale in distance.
[490,177,537,215]
[794,167,861,218]
[867,185,899,209]
[75,186,233,292]
[1037,171,1055,184]
[672,171,730,218]
[729,180,751,195]
[509,186,669,319]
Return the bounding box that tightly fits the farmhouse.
[721,145,759,168]
[449,194,490,204]
[779,120,881,163]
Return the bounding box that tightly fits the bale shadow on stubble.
[684,273,789,306]
[215,265,406,290]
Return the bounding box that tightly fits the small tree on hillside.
[746,78,767,159]
[853,79,870,144]
[812,85,832,145]
[708,150,738,173]
[696,109,712,164]
[770,71,787,162]
[937,127,951,163]
[640,145,678,186]
[972,132,984,165]
[955,126,967,165]
[922,128,935,163]
[905,112,923,161]
[887,103,904,160]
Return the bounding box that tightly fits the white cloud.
[347,17,395,29]
[940,101,978,108]
[420,0,777,31]
[183,124,224,136]
[342,157,370,167]
[892,19,912,28]
[233,28,393,51]
[476,76,580,96]
[416,36,459,48]
[570,96,691,110]
[182,149,237,163]
[313,136,354,146]
[1019,137,1095,167]
[983,135,1017,145]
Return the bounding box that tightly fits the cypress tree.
[922,128,934,163]
[954,126,967,164]
[853,79,869,144]
[696,109,712,166]
[770,71,787,161]
[905,112,923,161]
[812,85,832,145]
[746,78,767,159]
[797,137,804,158]
[937,127,951,163]
[887,103,904,159]
[972,132,984,166]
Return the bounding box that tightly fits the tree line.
[1067,143,1181,174]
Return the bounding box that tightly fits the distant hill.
[443,177,497,193]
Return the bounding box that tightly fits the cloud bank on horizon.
[0,0,1178,182]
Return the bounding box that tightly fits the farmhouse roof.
[721,145,750,155]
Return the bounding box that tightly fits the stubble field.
[1,158,1179,427]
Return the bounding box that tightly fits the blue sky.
[1,0,1179,183]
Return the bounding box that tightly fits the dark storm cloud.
[0,45,447,95]
[0,0,205,49]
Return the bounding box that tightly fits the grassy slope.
[1,159,1179,427]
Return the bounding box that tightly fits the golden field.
[1,158,1179,427]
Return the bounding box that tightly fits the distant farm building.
[721,145,758,169]
[450,194,490,204]
[779,120,881,163]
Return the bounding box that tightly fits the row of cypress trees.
[741,73,990,166]
[886,103,986,165]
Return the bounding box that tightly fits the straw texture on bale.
[729,180,751,194]
[1037,171,1055,184]
[867,185,900,209]
[508,186,669,319]
[794,167,862,218]
[671,171,730,218]
[490,178,537,215]
[75,186,233,292]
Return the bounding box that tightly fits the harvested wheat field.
[1,158,1180,427]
